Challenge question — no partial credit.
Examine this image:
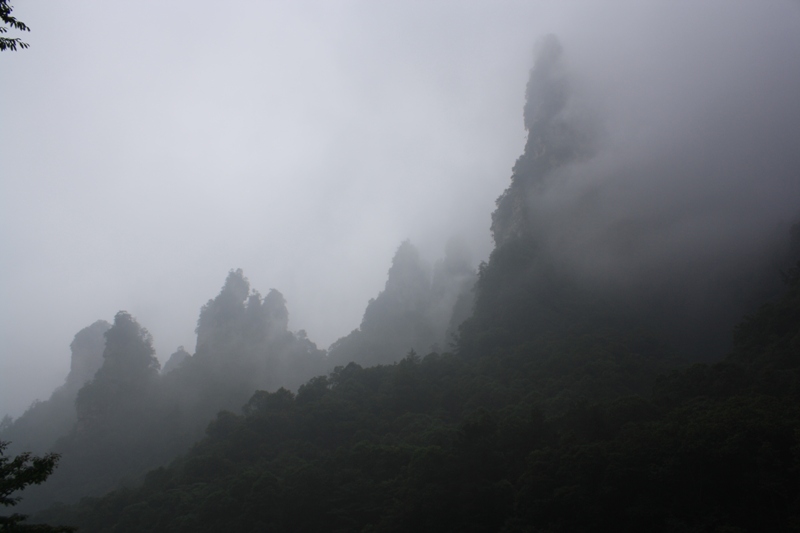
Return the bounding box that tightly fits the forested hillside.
[3,245,472,514]
[4,272,329,512]
[34,245,800,531]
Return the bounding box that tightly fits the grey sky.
[2,2,800,417]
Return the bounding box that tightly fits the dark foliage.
[0,1,29,51]
[0,441,74,532]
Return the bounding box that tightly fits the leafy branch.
[0,1,30,52]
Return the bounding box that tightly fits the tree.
[0,1,29,52]
[0,441,74,532]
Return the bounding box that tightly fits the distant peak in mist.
[492,34,597,248]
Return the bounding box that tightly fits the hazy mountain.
[161,346,191,375]
[0,320,110,456]
[10,270,330,512]
[10,23,800,532]
[327,240,476,367]
[462,34,793,362]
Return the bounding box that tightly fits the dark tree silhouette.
[0,1,29,52]
[0,441,73,531]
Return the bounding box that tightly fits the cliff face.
[464,35,790,361]
[64,320,111,393]
[192,269,325,393]
[0,320,110,456]
[457,35,606,357]
[491,35,596,248]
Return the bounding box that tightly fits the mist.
[3,1,800,418]
[533,3,800,276]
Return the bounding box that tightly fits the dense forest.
[3,34,800,532]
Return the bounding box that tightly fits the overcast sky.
[2,1,800,418]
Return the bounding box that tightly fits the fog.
[525,7,800,285]
[2,1,799,418]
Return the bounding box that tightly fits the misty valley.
[4,8,800,533]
